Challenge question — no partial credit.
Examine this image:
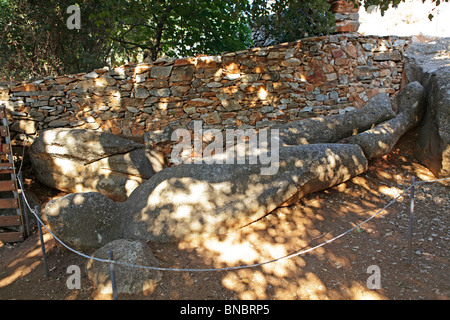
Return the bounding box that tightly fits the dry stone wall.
[1,33,410,158]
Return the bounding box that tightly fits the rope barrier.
[17,174,446,273]
[14,142,450,273]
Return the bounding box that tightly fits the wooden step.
[0,232,23,243]
[0,106,24,243]
[0,180,16,192]
[0,215,22,227]
[0,163,14,173]
[0,144,11,154]
[0,198,19,209]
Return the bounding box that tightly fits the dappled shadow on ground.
[0,129,448,300]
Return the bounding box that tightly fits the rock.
[126,107,140,114]
[170,85,190,96]
[134,64,151,74]
[224,73,241,80]
[45,192,121,250]
[280,58,301,67]
[134,87,149,99]
[206,82,222,88]
[48,118,70,127]
[30,128,142,163]
[44,143,368,249]
[86,239,162,295]
[95,75,117,87]
[144,127,173,145]
[186,98,214,107]
[201,111,221,124]
[28,108,46,122]
[135,73,147,83]
[273,93,396,145]
[395,81,425,118]
[373,50,402,62]
[220,99,241,111]
[404,37,450,178]
[197,56,221,69]
[29,128,166,201]
[150,66,173,79]
[149,88,170,97]
[354,66,379,81]
[170,65,195,82]
[335,20,360,33]
[346,82,425,159]
[403,36,450,86]
[70,120,86,127]
[84,71,99,79]
[415,66,450,178]
[11,83,38,92]
[75,80,95,93]
[10,120,38,134]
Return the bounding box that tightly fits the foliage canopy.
[352,0,448,19]
[0,0,111,80]
[0,0,253,80]
[92,0,252,63]
[251,0,336,45]
[0,0,447,80]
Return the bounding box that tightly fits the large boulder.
[86,239,163,295]
[403,36,449,87]
[273,93,396,145]
[44,143,368,250]
[29,128,166,201]
[404,37,450,178]
[414,66,450,178]
[45,192,122,250]
[346,81,426,159]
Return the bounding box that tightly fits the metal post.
[407,176,415,266]
[18,172,30,237]
[34,206,50,277]
[108,250,118,300]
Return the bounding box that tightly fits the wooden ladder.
[0,105,24,243]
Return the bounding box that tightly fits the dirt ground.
[0,130,448,301]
